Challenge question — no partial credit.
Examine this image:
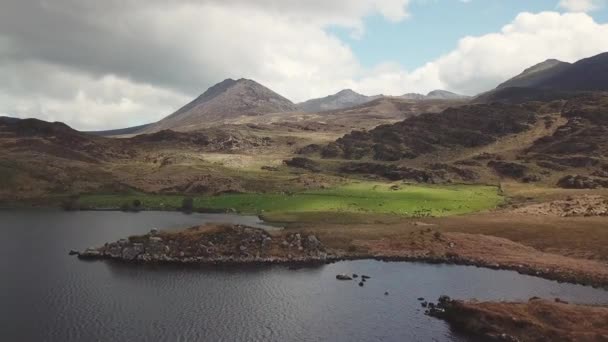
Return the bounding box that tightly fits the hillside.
[314,93,608,187]
[140,78,297,133]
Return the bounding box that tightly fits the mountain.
[296,89,382,113]
[400,90,470,100]
[496,59,571,89]
[476,52,608,103]
[537,52,608,91]
[141,78,297,132]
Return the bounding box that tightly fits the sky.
[1,0,608,130]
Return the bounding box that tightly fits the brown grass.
[438,299,608,342]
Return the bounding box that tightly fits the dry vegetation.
[432,298,608,342]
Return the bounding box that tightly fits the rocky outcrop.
[557,175,608,189]
[283,157,321,172]
[78,224,331,265]
[338,162,478,183]
[487,161,528,179]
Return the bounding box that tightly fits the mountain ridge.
[296,89,382,113]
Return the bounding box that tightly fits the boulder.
[336,274,352,280]
[122,245,143,260]
[283,157,321,172]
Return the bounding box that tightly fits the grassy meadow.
[76,182,503,220]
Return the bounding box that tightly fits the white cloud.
[0,61,189,130]
[558,0,606,12]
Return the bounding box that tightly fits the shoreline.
[75,224,608,289]
[78,254,608,289]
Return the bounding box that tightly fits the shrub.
[60,195,80,211]
[181,197,194,212]
[120,202,132,212]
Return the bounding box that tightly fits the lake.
[1,210,607,341]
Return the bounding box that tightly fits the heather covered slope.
[315,93,608,187]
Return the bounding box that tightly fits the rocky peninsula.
[426,296,608,342]
[75,223,608,289]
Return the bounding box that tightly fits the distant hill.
[400,90,470,101]
[0,116,20,124]
[425,90,470,100]
[297,89,382,113]
[140,78,297,133]
[87,123,152,137]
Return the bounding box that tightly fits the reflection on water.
[1,210,607,342]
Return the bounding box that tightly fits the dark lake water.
[1,210,607,342]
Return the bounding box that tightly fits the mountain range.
[136,84,470,133]
[8,51,608,139]
[2,51,608,199]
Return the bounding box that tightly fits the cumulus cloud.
[0,1,607,130]
[558,0,606,12]
[423,11,608,95]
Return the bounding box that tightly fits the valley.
[3,51,608,342]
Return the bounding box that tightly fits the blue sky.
[331,0,608,70]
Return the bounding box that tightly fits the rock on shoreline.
[77,224,332,264]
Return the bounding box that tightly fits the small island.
[78,224,332,265]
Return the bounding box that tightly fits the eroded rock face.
[487,161,528,179]
[77,225,331,264]
[338,162,478,183]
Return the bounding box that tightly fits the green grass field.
[77,182,503,219]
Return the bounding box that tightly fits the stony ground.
[512,195,608,217]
